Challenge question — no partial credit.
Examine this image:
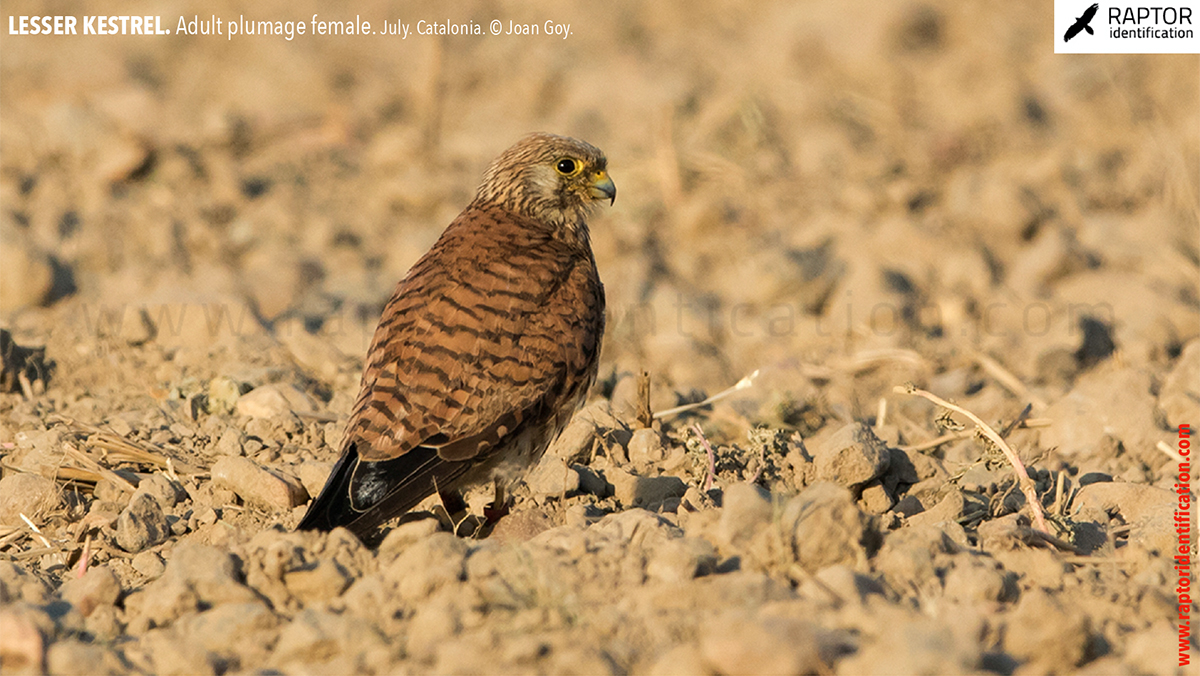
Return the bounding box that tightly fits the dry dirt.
[2,0,1199,674]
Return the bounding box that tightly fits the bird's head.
[477,133,615,234]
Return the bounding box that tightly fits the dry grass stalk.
[894,384,1050,534]
[654,369,759,420]
[691,424,718,492]
[62,442,137,493]
[635,371,653,429]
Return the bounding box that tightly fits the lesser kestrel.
[297,133,614,538]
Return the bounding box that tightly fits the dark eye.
[556,158,577,174]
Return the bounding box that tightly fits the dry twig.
[691,424,718,492]
[655,370,759,420]
[894,385,1049,534]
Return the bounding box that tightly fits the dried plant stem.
[691,424,717,492]
[898,418,1050,453]
[655,370,759,420]
[894,385,1049,534]
[635,371,653,429]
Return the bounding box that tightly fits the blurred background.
[2,0,1197,423]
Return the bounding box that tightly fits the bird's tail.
[296,441,473,539]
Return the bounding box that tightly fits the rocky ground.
[2,0,1198,674]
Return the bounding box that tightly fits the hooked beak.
[588,170,616,205]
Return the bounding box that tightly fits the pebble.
[116,493,170,553]
[236,384,314,419]
[133,473,186,509]
[813,422,890,488]
[717,482,772,547]
[627,428,667,465]
[906,489,964,528]
[214,427,245,456]
[59,566,121,617]
[525,455,581,499]
[859,481,895,514]
[545,399,621,464]
[605,467,687,509]
[132,551,166,578]
[645,536,717,583]
[783,482,872,572]
[211,457,309,510]
[0,605,46,673]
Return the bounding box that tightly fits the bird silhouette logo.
[1064,3,1099,42]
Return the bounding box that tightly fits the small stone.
[235,384,317,419]
[184,602,278,667]
[627,428,667,465]
[106,417,134,438]
[893,495,924,517]
[942,557,1016,603]
[649,646,710,676]
[606,467,687,509]
[0,474,61,526]
[116,493,170,553]
[133,473,186,509]
[906,489,965,528]
[573,464,609,496]
[381,532,469,601]
[545,399,621,464]
[525,455,581,499]
[59,566,121,617]
[1040,368,1163,465]
[124,543,260,630]
[717,482,772,547]
[783,482,873,572]
[214,427,245,456]
[859,481,895,514]
[132,551,166,578]
[813,423,890,488]
[377,517,440,559]
[211,456,309,511]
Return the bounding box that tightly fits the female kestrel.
[297,133,614,538]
